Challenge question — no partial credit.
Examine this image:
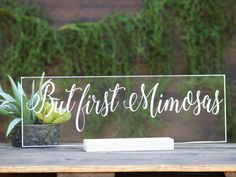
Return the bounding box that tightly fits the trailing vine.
[0,1,59,83]
[178,0,235,74]
[0,0,235,140]
[1,0,234,77]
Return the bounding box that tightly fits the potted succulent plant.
[0,73,71,147]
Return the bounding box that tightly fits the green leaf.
[6,118,21,137]
[51,112,71,124]
[22,97,32,125]
[0,100,11,106]
[1,101,20,115]
[0,106,9,115]
[0,85,17,103]
[8,75,21,104]
[17,82,26,98]
[31,80,35,123]
[31,80,35,99]
[39,72,45,91]
[35,72,46,98]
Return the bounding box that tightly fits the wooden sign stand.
[83,137,174,152]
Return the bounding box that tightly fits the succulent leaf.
[22,96,33,124]
[17,81,26,98]
[30,80,35,123]
[35,101,71,124]
[6,118,21,137]
[0,106,9,115]
[0,73,71,137]
[8,75,21,104]
[35,112,44,121]
[0,85,17,103]
[51,111,71,124]
[39,72,45,90]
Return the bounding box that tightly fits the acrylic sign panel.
[21,75,226,147]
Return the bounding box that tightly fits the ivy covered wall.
[0,0,235,77]
[0,0,236,140]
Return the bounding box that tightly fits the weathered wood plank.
[225,172,236,177]
[116,172,226,177]
[57,172,114,177]
[0,174,55,177]
[0,143,235,173]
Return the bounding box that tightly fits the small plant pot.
[11,124,61,147]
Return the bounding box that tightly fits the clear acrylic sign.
[21,75,226,147]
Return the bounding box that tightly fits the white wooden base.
[83,137,174,152]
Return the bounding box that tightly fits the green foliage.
[0,0,236,139]
[0,0,44,18]
[4,22,57,79]
[0,75,31,136]
[141,0,174,74]
[0,2,59,82]
[0,73,72,137]
[178,0,235,74]
[58,16,134,76]
[1,0,235,77]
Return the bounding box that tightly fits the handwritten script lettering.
[29,81,223,132]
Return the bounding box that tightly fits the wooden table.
[0,143,236,177]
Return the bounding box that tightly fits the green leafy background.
[0,0,236,141]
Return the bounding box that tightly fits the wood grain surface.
[57,173,114,177]
[0,143,236,173]
[28,0,141,26]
